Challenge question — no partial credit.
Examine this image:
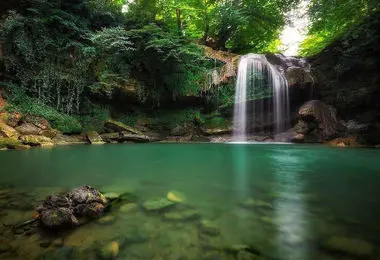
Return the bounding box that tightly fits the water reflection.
[271,149,310,259]
[232,144,248,199]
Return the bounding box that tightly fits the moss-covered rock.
[166,191,186,203]
[0,121,19,138]
[86,131,105,144]
[19,135,53,146]
[142,198,175,212]
[98,241,119,260]
[52,134,86,145]
[100,132,120,143]
[104,119,142,135]
[0,137,30,150]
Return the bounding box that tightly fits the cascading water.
[232,54,290,142]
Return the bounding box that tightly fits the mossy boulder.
[100,132,120,143]
[0,137,30,150]
[104,119,142,135]
[19,135,53,146]
[86,131,105,144]
[0,121,19,138]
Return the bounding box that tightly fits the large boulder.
[37,186,107,229]
[100,132,120,143]
[21,114,51,130]
[85,131,105,144]
[104,120,142,135]
[282,100,345,143]
[298,100,341,138]
[52,134,86,146]
[0,121,19,138]
[0,137,30,150]
[15,123,42,135]
[119,132,151,143]
[19,135,53,146]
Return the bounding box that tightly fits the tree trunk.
[176,9,182,36]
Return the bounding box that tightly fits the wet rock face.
[37,186,107,229]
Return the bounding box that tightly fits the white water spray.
[232,54,290,142]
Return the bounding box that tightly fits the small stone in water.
[142,198,174,212]
[119,203,137,213]
[166,190,186,203]
[322,236,374,258]
[97,215,115,225]
[99,241,119,259]
[103,192,120,201]
[199,220,220,236]
[163,209,200,221]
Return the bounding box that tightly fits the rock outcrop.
[282,100,344,143]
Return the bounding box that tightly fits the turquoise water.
[0,144,380,259]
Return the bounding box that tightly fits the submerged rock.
[199,219,220,236]
[98,241,119,260]
[37,186,107,229]
[104,192,121,201]
[166,190,186,203]
[97,215,115,225]
[119,203,138,213]
[322,236,374,258]
[163,209,200,221]
[142,198,175,212]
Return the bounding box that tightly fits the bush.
[4,85,82,134]
[78,105,111,132]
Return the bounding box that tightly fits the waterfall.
[232,54,290,142]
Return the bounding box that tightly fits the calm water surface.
[0,143,380,260]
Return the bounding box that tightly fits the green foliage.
[90,23,211,106]
[300,0,380,56]
[1,0,95,115]
[124,0,299,53]
[4,84,82,133]
[78,105,111,132]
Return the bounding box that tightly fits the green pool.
[0,143,380,259]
